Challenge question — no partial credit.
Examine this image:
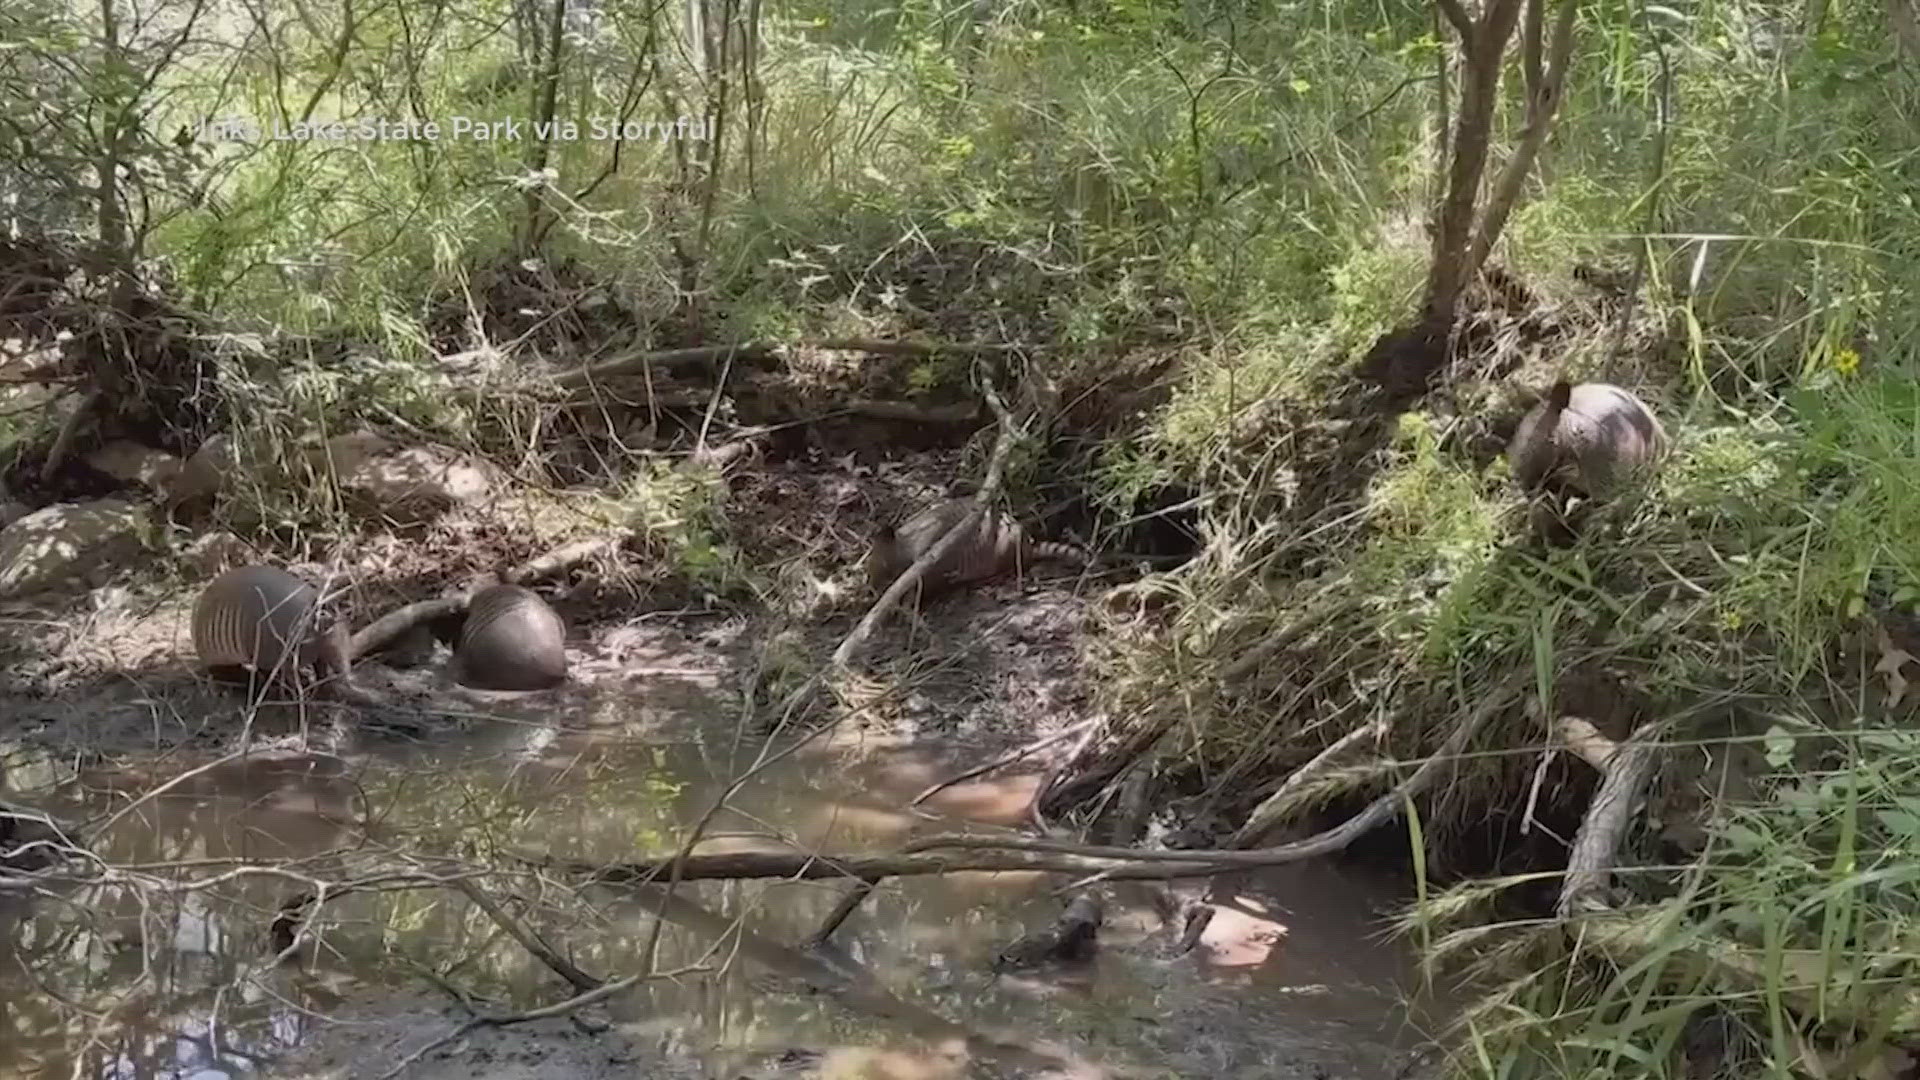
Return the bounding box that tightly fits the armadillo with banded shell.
[192,565,350,688]
[1508,380,1668,499]
[865,498,1088,598]
[454,584,568,691]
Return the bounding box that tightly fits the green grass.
[4,0,1919,1070]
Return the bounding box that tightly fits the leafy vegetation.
[2,0,1918,1072]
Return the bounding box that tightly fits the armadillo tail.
[1027,540,1089,566]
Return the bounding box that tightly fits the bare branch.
[532,683,1515,888]
[1230,719,1387,848]
[910,721,1095,808]
[1436,0,1476,44]
[1557,719,1659,919]
[1464,0,1578,279]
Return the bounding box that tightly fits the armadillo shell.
[1509,383,1666,496]
[192,564,327,677]
[455,584,567,691]
[873,500,1017,592]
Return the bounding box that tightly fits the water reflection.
[0,682,1443,1079]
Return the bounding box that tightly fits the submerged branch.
[534,683,1514,890]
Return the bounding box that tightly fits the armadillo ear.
[1546,379,1573,411]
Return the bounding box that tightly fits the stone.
[182,531,253,575]
[328,441,505,524]
[85,441,183,492]
[166,434,237,507]
[0,499,150,598]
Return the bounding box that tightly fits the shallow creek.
[0,670,1452,1079]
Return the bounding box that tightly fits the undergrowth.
[3,0,1919,1071]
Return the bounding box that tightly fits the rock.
[166,434,236,507]
[183,531,253,575]
[0,501,28,530]
[85,441,183,492]
[0,499,150,598]
[326,440,505,524]
[311,430,397,477]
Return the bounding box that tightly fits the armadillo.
[865,498,1088,598]
[1508,380,1668,499]
[192,565,350,688]
[454,584,568,691]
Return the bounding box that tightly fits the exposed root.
[39,390,99,485]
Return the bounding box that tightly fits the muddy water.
[0,672,1449,1080]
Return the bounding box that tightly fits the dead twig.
[378,971,653,1080]
[1229,718,1388,848]
[451,877,599,993]
[548,338,1018,391]
[828,369,1022,673]
[558,684,1512,911]
[908,720,1095,808]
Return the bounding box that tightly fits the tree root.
[39,389,99,485]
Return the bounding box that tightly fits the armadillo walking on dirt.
[1508,379,1668,499]
[454,583,568,691]
[192,564,352,689]
[865,498,1088,598]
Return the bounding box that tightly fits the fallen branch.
[501,535,622,586]
[992,892,1104,971]
[551,343,778,390]
[908,720,1095,808]
[1557,717,1659,919]
[812,337,1020,357]
[540,682,1512,888]
[379,970,654,1080]
[827,368,1022,674]
[347,596,467,660]
[835,399,982,424]
[348,535,620,659]
[1229,718,1387,848]
[451,877,599,993]
[549,338,1019,391]
[1034,714,1171,823]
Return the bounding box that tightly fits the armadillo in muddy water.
[1507,380,1668,499]
[192,564,351,687]
[454,583,568,691]
[865,498,1089,598]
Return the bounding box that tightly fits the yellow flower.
[1834,346,1861,376]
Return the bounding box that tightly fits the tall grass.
[4,0,1918,1069]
